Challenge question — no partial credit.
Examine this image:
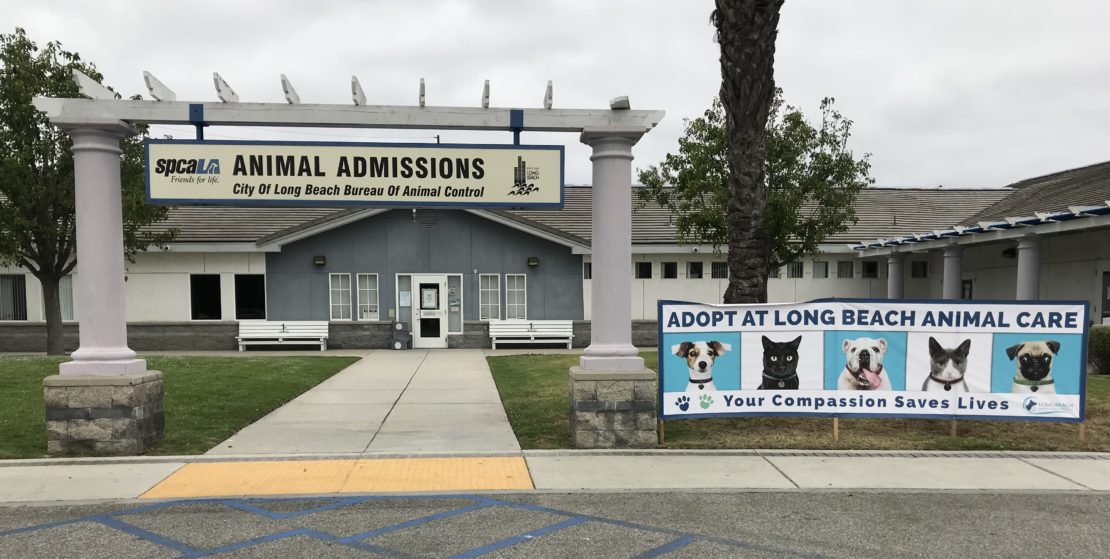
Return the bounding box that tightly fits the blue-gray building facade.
[265,209,584,327]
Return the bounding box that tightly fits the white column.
[1016,236,1041,300]
[59,124,146,376]
[886,253,904,299]
[580,127,645,370]
[942,245,963,299]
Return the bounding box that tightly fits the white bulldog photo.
[838,337,891,391]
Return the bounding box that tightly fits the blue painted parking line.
[447,516,589,559]
[633,535,696,558]
[0,494,821,558]
[96,515,198,555]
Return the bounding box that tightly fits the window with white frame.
[0,274,28,321]
[837,261,854,279]
[505,274,527,319]
[356,273,379,320]
[813,261,829,279]
[59,275,74,321]
[711,262,728,279]
[787,261,804,279]
[479,274,500,320]
[329,273,352,320]
[687,262,703,279]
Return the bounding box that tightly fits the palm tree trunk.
[714,0,784,304]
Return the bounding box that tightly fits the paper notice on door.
[400,292,411,307]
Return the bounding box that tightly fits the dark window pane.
[635,262,652,279]
[190,275,222,320]
[234,274,266,319]
[911,261,929,278]
[687,262,703,279]
[583,262,592,280]
[711,262,728,279]
[862,261,879,278]
[663,262,678,279]
[837,261,854,278]
[0,275,28,321]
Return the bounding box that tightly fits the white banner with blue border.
[658,298,1089,422]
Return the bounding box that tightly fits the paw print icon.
[675,395,690,411]
[699,394,714,409]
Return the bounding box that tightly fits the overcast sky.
[4,1,1109,188]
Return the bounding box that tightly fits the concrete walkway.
[206,349,520,455]
[2,451,1109,502]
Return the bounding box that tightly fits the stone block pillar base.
[569,367,657,448]
[44,372,165,456]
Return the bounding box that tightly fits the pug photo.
[1006,341,1059,394]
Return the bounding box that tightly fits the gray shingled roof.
[148,185,1012,246]
[820,187,1010,243]
[146,206,342,242]
[963,161,1110,224]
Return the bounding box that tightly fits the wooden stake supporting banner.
[832,417,840,442]
[1079,422,1086,445]
[657,419,664,446]
[950,420,957,437]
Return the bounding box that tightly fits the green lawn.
[488,351,1110,451]
[0,355,359,458]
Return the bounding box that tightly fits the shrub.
[1090,326,1110,375]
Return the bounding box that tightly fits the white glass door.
[412,274,448,348]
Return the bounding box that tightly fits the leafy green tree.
[637,92,873,301]
[0,28,174,355]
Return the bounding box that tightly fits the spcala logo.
[1022,397,1075,416]
[154,158,221,177]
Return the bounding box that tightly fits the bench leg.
[321,341,327,351]
[238,343,245,352]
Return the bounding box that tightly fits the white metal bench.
[489,320,574,349]
[237,320,329,351]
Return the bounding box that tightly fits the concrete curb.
[3,448,1107,468]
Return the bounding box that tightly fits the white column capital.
[579,127,646,148]
[60,120,139,138]
[943,244,963,257]
[1017,235,1041,250]
[886,252,904,263]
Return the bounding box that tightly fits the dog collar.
[929,374,964,392]
[1013,377,1053,392]
[689,376,713,389]
[763,372,798,388]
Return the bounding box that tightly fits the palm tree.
[712,0,784,303]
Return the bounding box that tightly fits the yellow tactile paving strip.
[141,457,534,499]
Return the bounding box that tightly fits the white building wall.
[584,251,935,320]
[2,251,265,323]
[963,229,1110,319]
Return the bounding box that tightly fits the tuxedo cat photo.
[760,335,802,390]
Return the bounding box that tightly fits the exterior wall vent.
[414,209,439,229]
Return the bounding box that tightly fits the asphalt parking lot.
[2,491,1108,558]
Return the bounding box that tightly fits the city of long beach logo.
[507,156,540,196]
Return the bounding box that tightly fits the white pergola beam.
[32,97,665,132]
[280,74,300,104]
[481,80,490,109]
[419,78,425,107]
[212,73,238,102]
[544,80,553,109]
[72,70,115,100]
[141,71,176,102]
[351,76,366,106]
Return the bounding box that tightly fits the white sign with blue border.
[145,139,564,208]
[658,298,1089,423]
